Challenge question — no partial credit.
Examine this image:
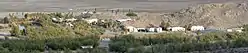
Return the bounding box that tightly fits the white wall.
[147,28,155,32]
[155,28,163,32]
[168,27,186,31]
[84,19,98,23]
[191,26,205,31]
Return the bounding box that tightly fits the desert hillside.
[163,2,248,29]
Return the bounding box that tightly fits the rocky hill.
[163,2,248,29]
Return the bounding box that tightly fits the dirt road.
[0,0,246,12]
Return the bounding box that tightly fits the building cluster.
[125,25,206,33]
[227,27,244,32]
[125,26,163,33]
[49,12,245,34]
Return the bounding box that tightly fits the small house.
[125,26,138,32]
[83,19,98,24]
[147,28,155,32]
[227,27,244,32]
[52,18,64,22]
[167,27,186,31]
[137,28,147,32]
[155,27,163,32]
[116,18,132,22]
[82,11,94,14]
[81,46,93,49]
[65,18,77,22]
[52,18,58,22]
[190,26,205,31]
[0,24,9,28]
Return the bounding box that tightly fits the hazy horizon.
[0,0,246,12]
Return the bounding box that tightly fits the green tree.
[3,17,10,24]
[10,25,21,36]
[160,21,170,31]
[184,24,192,31]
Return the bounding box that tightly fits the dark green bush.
[1,36,99,52]
[126,12,137,16]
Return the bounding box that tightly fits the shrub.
[126,12,137,16]
[1,36,100,52]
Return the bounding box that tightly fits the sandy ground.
[0,0,246,12]
[0,0,244,18]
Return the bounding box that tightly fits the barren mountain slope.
[163,2,248,29]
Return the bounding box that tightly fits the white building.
[190,26,205,31]
[116,18,132,22]
[82,11,94,14]
[65,18,77,22]
[227,27,244,32]
[155,27,163,32]
[0,24,9,28]
[167,27,186,31]
[52,18,57,21]
[147,28,155,32]
[137,28,146,32]
[81,46,93,49]
[83,19,98,24]
[126,26,138,32]
[52,18,64,22]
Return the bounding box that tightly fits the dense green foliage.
[1,13,106,53]
[126,12,137,17]
[110,30,248,53]
[0,36,102,53]
[6,12,248,53]
[92,19,122,32]
[8,13,104,39]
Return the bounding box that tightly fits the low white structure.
[0,24,9,28]
[0,36,5,40]
[82,11,94,14]
[191,26,205,31]
[83,19,99,24]
[81,46,93,49]
[137,28,146,32]
[0,32,11,36]
[167,27,186,31]
[147,28,155,32]
[227,27,244,32]
[155,27,163,32]
[65,18,77,22]
[126,26,138,32]
[52,18,57,21]
[116,18,132,22]
[52,18,64,22]
[227,29,233,32]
